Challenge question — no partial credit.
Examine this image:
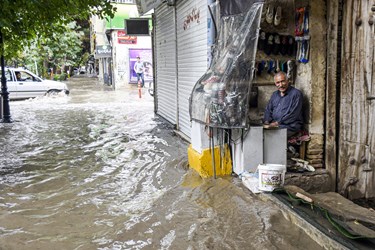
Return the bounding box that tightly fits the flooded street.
[0,77,322,250]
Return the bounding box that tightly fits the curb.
[258,192,349,250]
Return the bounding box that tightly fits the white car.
[1,67,70,100]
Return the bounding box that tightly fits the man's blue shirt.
[264,86,303,132]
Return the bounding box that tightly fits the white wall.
[112,32,152,89]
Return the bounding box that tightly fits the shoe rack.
[253,0,306,86]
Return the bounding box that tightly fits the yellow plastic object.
[187,144,232,178]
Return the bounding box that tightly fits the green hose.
[273,188,369,239]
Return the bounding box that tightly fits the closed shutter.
[154,4,177,125]
[176,0,208,138]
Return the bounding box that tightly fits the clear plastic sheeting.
[189,3,263,128]
[219,0,265,17]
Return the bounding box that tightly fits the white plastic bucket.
[258,164,286,192]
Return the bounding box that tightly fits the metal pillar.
[0,28,12,123]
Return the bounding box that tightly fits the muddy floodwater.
[0,77,323,249]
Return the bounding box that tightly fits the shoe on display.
[266,4,274,24]
[274,6,282,26]
[303,8,310,35]
[300,40,310,63]
[264,33,273,55]
[275,60,280,72]
[281,61,288,73]
[257,61,265,76]
[261,4,268,23]
[296,40,302,61]
[273,34,281,55]
[287,35,295,56]
[295,7,305,36]
[258,30,266,51]
[280,35,288,55]
[267,60,275,74]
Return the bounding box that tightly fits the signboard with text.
[117,30,137,45]
[95,45,112,58]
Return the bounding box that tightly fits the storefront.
[150,0,375,199]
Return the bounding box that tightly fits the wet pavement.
[0,77,323,249]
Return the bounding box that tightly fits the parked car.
[0,67,70,100]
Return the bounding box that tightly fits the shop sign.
[118,36,137,44]
[118,30,137,44]
[95,45,112,58]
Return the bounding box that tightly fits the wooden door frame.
[325,0,341,192]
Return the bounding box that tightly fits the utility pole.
[0,28,13,123]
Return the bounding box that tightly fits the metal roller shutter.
[154,4,178,125]
[176,0,208,138]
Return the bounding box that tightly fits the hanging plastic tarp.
[189,2,264,128]
[220,0,265,17]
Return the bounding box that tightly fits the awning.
[135,0,164,16]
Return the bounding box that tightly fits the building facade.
[91,0,152,88]
[138,0,375,199]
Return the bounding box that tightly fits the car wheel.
[46,89,63,97]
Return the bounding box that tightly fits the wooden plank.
[366,0,375,198]
[325,0,340,192]
[338,0,354,195]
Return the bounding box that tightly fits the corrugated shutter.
[154,4,177,125]
[176,0,208,138]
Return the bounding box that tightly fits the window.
[0,70,13,81]
[15,71,38,82]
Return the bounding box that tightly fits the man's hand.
[264,121,279,129]
[269,121,279,127]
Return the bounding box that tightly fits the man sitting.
[263,71,303,137]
